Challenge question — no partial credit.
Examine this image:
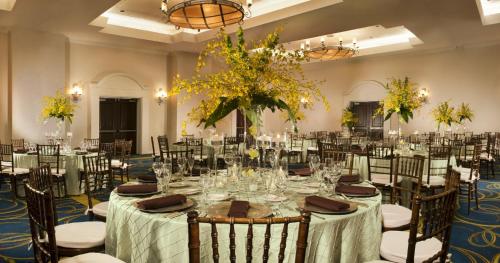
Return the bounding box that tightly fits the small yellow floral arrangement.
[375,77,424,123]
[41,90,76,123]
[341,107,358,131]
[432,101,457,130]
[455,103,474,124]
[248,148,259,160]
[171,27,329,135]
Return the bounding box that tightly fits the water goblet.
[177,156,187,177]
[279,157,288,175]
[187,156,195,176]
[161,163,172,194]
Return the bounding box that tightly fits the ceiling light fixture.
[304,37,358,61]
[161,0,252,30]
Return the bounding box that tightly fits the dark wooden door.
[100,98,138,153]
[350,101,384,140]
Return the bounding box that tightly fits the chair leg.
[63,176,68,197]
[10,176,17,201]
[490,161,495,179]
[120,169,124,183]
[474,181,479,210]
[467,183,472,215]
[126,168,129,182]
[57,179,62,198]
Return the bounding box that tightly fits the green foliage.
[375,77,423,124]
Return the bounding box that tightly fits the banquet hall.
[0,0,499,262]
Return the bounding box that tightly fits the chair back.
[290,134,304,150]
[83,155,112,220]
[187,211,311,263]
[99,142,116,158]
[335,137,352,151]
[366,145,395,184]
[83,138,100,151]
[24,181,58,263]
[223,136,239,155]
[150,136,157,157]
[407,189,458,263]
[0,144,14,173]
[186,138,204,161]
[11,138,25,152]
[37,145,62,174]
[158,136,170,162]
[390,155,425,205]
[322,143,356,176]
[115,140,132,164]
[426,145,451,185]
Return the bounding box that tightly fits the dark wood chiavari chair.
[335,137,352,151]
[479,133,496,179]
[186,138,207,166]
[37,145,67,197]
[458,144,481,214]
[11,138,25,152]
[157,135,170,163]
[288,133,304,163]
[83,138,100,152]
[169,149,194,174]
[223,136,240,156]
[112,140,132,183]
[378,186,458,263]
[423,145,451,193]
[0,143,30,200]
[187,210,311,263]
[24,168,123,263]
[83,155,112,221]
[382,155,425,231]
[366,144,396,189]
[150,136,161,162]
[99,142,116,157]
[321,142,358,176]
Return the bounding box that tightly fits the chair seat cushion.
[92,201,108,218]
[59,253,125,263]
[194,155,209,161]
[380,231,442,263]
[111,160,128,169]
[480,153,495,161]
[51,168,66,177]
[1,167,29,175]
[381,204,412,228]
[371,173,402,186]
[291,146,303,152]
[55,221,106,249]
[1,161,12,167]
[307,147,318,151]
[421,175,446,186]
[457,167,479,182]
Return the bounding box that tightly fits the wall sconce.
[70,83,83,102]
[156,88,168,105]
[418,88,430,103]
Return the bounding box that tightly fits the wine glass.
[279,157,288,175]
[187,156,195,176]
[327,162,342,196]
[177,156,187,177]
[152,161,164,192]
[266,153,277,170]
[275,170,288,208]
[161,163,172,194]
[224,153,234,176]
[199,168,214,208]
[308,155,320,174]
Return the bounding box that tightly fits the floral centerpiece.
[171,27,329,137]
[341,106,358,133]
[432,101,456,131]
[455,103,474,124]
[41,90,76,123]
[375,77,424,123]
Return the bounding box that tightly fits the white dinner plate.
[174,188,201,195]
[207,193,230,201]
[293,188,319,194]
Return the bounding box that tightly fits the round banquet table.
[13,152,97,196]
[105,178,382,263]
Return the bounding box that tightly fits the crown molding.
[68,37,170,56]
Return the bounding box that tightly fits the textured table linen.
[105,182,382,263]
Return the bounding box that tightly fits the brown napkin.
[117,184,158,194]
[305,196,349,211]
[136,194,187,210]
[339,175,360,183]
[336,184,376,195]
[289,168,312,176]
[227,200,250,217]
[137,175,157,182]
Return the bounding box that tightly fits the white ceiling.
[1,0,500,57]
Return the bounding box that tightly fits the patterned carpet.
[0,156,498,263]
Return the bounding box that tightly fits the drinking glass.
[266,153,277,170]
[224,153,234,175]
[177,156,187,177]
[187,157,195,176]
[199,168,214,208]
[308,155,320,174]
[279,157,288,175]
[161,163,172,194]
[275,171,288,206]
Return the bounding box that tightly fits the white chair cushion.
[194,155,209,161]
[59,253,125,263]
[380,231,442,263]
[307,147,318,151]
[111,160,128,169]
[55,221,106,249]
[92,201,108,218]
[371,173,402,186]
[422,176,446,187]
[480,153,495,161]
[381,204,412,228]
[291,146,303,151]
[457,167,479,182]
[1,161,12,167]
[1,167,29,175]
[51,168,66,177]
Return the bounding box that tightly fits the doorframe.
[89,73,150,154]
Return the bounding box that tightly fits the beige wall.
[69,43,167,153]
[0,32,9,142]
[10,29,67,143]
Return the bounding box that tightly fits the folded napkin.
[137,175,157,182]
[289,168,312,176]
[336,184,376,195]
[136,194,187,210]
[227,200,250,217]
[117,184,158,194]
[339,174,360,183]
[305,196,349,211]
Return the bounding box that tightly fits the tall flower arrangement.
[341,106,358,132]
[171,27,329,135]
[375,77,424,123]
[432,101,456,130]
[455,103,474,124]
[41,90,76,123]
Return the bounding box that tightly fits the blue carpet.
[0,156,498,262]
